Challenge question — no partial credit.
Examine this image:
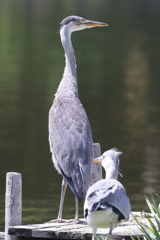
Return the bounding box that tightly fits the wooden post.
[90,143,102,186]
[5,172,22,240]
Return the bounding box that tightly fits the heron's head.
[93,148,122,180]
[60,15,109,34]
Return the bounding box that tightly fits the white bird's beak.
[93,156,103,163]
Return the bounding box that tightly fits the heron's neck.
[56,27,78,98]
[104,168,118,180]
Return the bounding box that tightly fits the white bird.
[84,149,131,240]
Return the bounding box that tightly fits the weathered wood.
[0,232,5,240]
[90,143,102,186]
[8,213,146,239]
[5,172,22,240]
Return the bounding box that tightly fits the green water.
[0,0,160,231]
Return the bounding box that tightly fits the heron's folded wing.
[49,97,93,200]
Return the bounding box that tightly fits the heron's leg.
[57,178,68,221]
[107,223,114,239]
[92,227,97,240]
[75,197,79,221]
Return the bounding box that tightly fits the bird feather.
[49,96,93,201]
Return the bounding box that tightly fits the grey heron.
[49,16,109,222]
[84,149,131,240]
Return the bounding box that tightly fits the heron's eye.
[77,20,86,25]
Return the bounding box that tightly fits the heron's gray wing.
[49,96,93,201]
[86,179,131,219]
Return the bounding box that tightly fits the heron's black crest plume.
[60,15,85,30]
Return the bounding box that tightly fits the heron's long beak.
[93,156,103,163]
[85,20,109,28]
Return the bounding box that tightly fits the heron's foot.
[46,218,87,224]
[46,219,69,223]
[74,218,87,224]
[46,218,82,224]
[106,233,113,240]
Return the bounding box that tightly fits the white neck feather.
[56,26,78,98]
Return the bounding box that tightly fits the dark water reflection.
[0,0,160,231]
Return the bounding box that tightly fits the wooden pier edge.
[7,214,146,240]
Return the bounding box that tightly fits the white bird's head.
[60,15,109,35]
[93,148,123,180]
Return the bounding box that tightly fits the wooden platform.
[7,212,147,240]
[0,232,5,240]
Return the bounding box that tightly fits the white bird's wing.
[85,179,131,219]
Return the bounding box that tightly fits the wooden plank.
[32,222,87,238]
[8,221,81,238]
[0,232,5,240]
[5,172,22,240]
[8,227,32,238]
[8,214,147,239]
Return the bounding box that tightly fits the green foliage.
[132,194,160,240]
[130,235,142,240]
